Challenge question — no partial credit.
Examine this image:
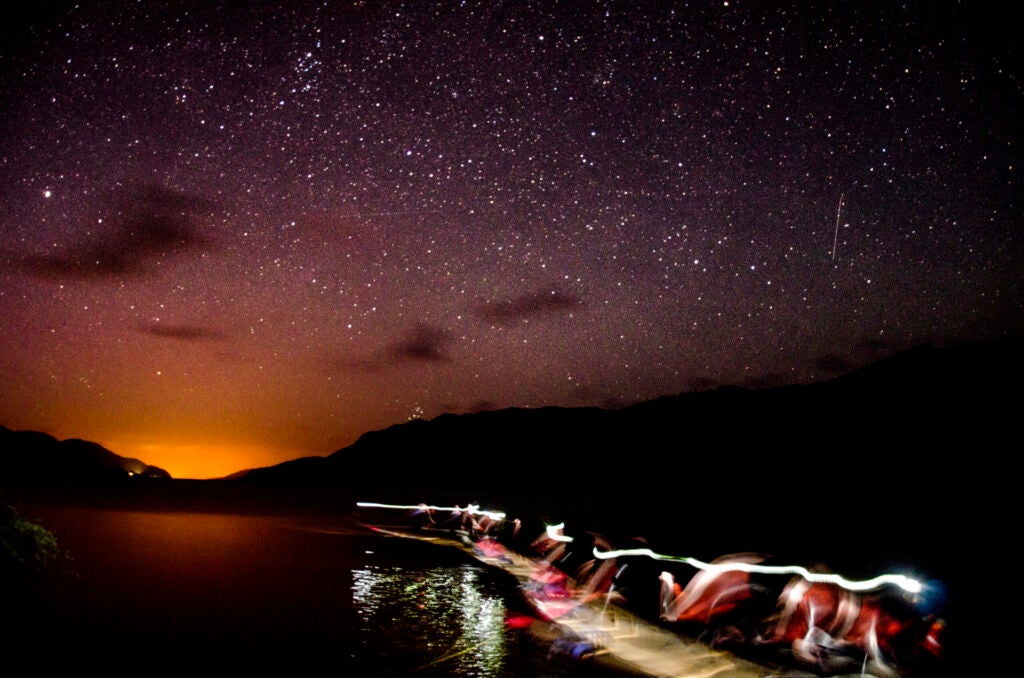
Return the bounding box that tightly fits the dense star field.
[1,2,1020,478]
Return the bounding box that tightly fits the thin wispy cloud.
[336,322,454,373]
[139,323,226,342]
[477,289,582,326]
[386,323,453,364]
[19,183,215,279]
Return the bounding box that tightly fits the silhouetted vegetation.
[1,501,68,588]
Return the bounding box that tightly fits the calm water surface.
[20,505,593,676]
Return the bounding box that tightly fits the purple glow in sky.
[1,2,1020,478]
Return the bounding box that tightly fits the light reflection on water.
[352,562,509,676]
[22,505,574,675]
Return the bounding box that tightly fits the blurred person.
[659,554,768,629]
[761,574,943,676]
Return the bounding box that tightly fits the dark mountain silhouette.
[0,426,171,484]
[2,336,1018,501]
[234,337,1021,514]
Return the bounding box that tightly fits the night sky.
[1,2,1020,479]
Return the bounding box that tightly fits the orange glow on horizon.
[117,439,315,480]
[1,406,364,481]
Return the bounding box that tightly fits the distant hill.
[3,336,1018,500]
[0,427,171,484]
[234,337,1022,510]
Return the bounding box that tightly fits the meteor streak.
[335,209,440,219]
[832,192,844,261]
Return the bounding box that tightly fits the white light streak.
[545,522,574,542]
[593,547,922,594]
[356,501,506,522]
